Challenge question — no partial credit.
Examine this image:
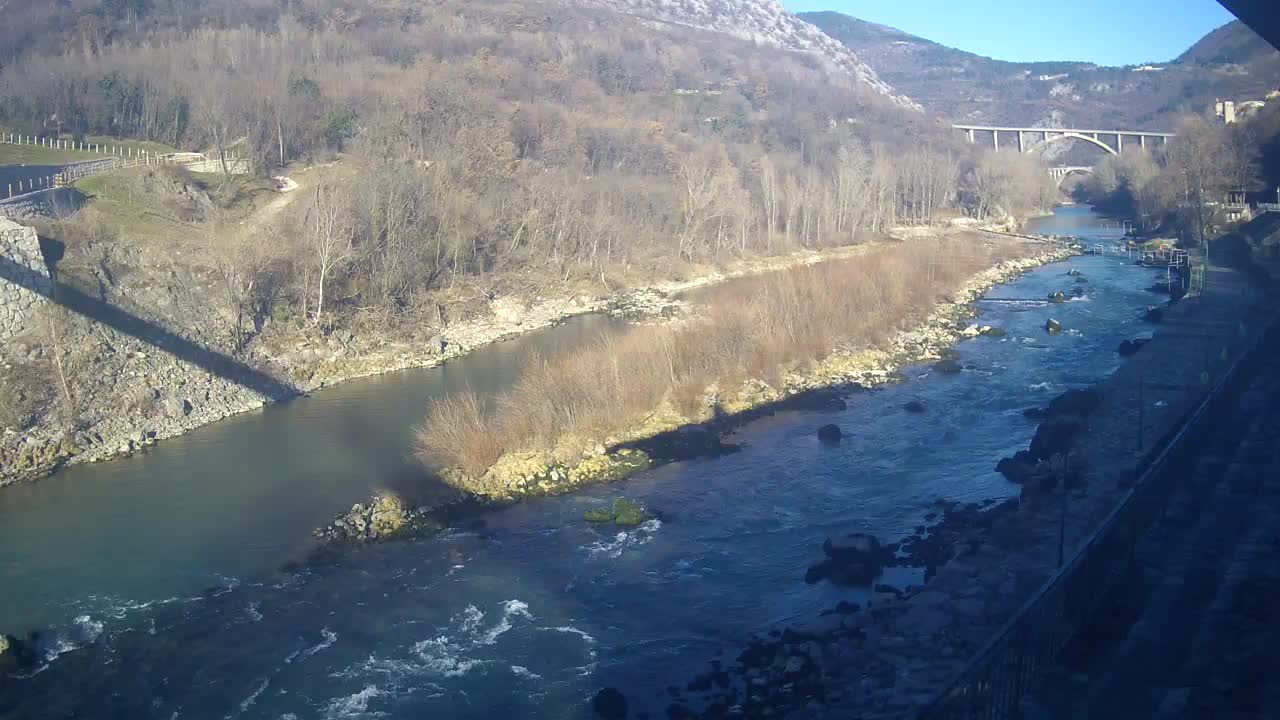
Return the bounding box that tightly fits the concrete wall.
[0,217,51,340]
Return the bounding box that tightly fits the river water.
[0,208,1147,718]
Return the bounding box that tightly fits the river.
[0,208,1146,718]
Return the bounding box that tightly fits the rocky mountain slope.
[804,13,1280,129]
[580,0,919,109]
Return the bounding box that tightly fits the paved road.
[0,163,67,198]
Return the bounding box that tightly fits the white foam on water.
[212,575,242,596]
[32,614,108,674]
[585,519,662,558]
[73,614,104,642]
[323,685,386,720]
[235,677,271,714]
[540,625,597,644]
[1028,382,1054,391]
[1067,294,1090,302]
[412,637,485,678]
[298,628,338,661]
[246,602,263,622]
[478,600,532,646]
[510,665,542,680]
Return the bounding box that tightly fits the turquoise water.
[0,209,1153,719]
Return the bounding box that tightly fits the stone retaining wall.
[0,217,51,340]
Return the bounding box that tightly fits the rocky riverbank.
[646,257,1274,719]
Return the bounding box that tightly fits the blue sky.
[782,0,1237,66]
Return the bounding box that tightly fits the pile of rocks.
[314,494,440,544]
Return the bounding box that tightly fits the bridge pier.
[993,130,999,152]
[1117,134,1123,153]
[1018,131,1024,153]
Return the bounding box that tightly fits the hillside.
[804,12,1280,130]
[579,0,918,108]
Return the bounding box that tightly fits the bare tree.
[304,178,356,326]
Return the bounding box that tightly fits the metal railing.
[918,310,1279,720]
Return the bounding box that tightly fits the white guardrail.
[2,132,247,201]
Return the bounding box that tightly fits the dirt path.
[236,170,307,238]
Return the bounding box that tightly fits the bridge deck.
[953,124,1175,137]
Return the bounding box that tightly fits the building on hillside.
[1215,99,1238,124]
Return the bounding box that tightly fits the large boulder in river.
[593,687,628,720]
[1030,416,1086,462]
[933,358,962,374]
[611,498,652,526]
[903,400,927,414]
[809,533,892,586]
[1047,291,1067,304]
[817,424,843,444]
[1044,318,1063,335]
[1117,338,1149,357]
[1047,388,1102,418]
[996,453,1036,484]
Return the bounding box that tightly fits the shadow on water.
[0,245,296,402]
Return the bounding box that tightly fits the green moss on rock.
[611,498,651,526]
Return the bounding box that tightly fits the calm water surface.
[1,208,1149,719]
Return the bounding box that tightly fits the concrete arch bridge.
[953,125,1175,156]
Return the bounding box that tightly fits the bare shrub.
[416,391,505,478]
[418,237,1036,485]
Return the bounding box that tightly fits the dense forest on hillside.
[0,0,1055,332]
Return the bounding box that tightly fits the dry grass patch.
[417,236,1035,484]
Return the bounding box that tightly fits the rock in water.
[1044,318,1062,334]
[1117,338,1149,357]
[819,533,887,586]
[823,533,880,561]
[996,456,1035,484]
[1030,416,1086,462]
[1047,291,1067,304]
[611,498,651,526]
[0,634,35,674]
[980,326,1007,337]
[593,687,628,720]
[817,424,843,444]
[1144,305,1164,323]
[1047,388,1102,417]
[584,507,613,523]
[903,400,927,413]
[933,358,962,374]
